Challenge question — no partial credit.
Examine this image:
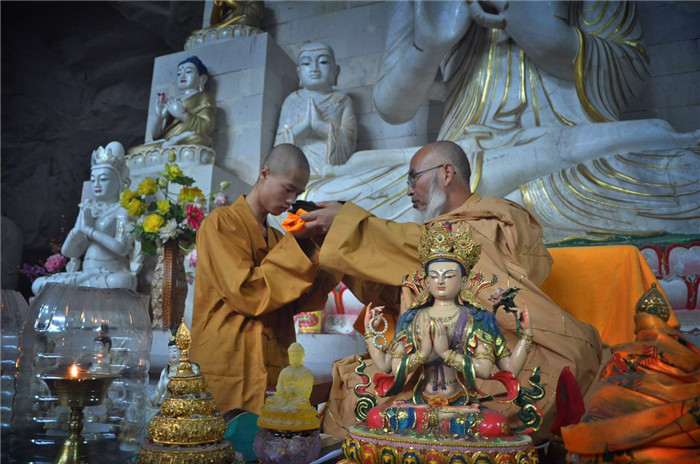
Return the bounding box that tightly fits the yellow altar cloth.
[541,245,678,346]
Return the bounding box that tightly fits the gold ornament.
[418,221,481,271]
[635,283,671,322]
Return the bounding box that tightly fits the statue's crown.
[91,142,126,173]
[418,221,481,271]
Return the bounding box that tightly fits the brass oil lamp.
[40,364,120,464]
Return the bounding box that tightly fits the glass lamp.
[10,283,152,463]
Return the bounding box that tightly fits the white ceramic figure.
[369,0,699,241]
[147,339,200,413]
[31,142,143,295]
[130,56,216,154]
[275,42,357,178]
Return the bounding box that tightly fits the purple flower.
[44,254,68,273]
[186,249,198,268]
[214,192,229,208]
[20,263,48,283]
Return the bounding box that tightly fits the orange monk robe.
[319,194,607,442]
[191,196,338,415]
[561,313,700,463]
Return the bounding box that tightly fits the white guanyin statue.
[129,56,216,154]
[275,42,357,179]
[301,0,700,241]
[32,142,143,295]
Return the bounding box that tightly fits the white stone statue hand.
[165,97,189,122]
[432,319,451,360]
[154,93,168,119]
[413,0,472,53]
[467,1,508,30]
[291,99,314,141]
[77,204,96,239]
[308,99,330,138]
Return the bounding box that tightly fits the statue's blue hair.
[178,56,209,76]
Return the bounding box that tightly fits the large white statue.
[275,42,357,178]
[370,0,699,241]
[31,142,142,295]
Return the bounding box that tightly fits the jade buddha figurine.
[31,142,142,296]
[257,342,319,431]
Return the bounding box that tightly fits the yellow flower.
[143,214,164,233]
[137,178,158,196]
[119,190,138,208]
[157,200,171,215]
[162,163,184,181]
[126,199,147,217]
[179,186,204,204]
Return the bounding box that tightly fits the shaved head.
[262,143,310,177]
[421,141,471,185]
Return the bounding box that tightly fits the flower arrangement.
[119,161,229,257]
[19,215,69,283]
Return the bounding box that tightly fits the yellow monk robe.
[319,194,608,442]
[562,313,700,463]
[191,195,336,415]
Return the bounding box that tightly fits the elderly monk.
[190,144,337,415]
[303,141,608,442]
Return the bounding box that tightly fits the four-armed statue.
[371,0,699,241]
[340,222,544,464]
[32,141,142,295]
[275,42,357,179]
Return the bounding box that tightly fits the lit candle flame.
[69,364,79,378]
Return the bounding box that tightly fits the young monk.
[190,143,337,415]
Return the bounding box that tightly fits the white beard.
[417,174,447,223]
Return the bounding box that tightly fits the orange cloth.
[318,195,607,443]
[561,313,700,463]
[281,208,309,233]
[541,245,678,346]
[190,196,337,415]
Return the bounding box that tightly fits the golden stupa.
[137,320,235,464]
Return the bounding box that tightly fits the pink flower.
[185,204,205,230]
[186,249,198,268]
[489,286,506,304]
[214,192,229,208]
[44,254,68,273]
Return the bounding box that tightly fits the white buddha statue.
[275,42,357,179]
[32,142,143,295]
[370,0,699,241]
[299,1,699,240]
[129,56,216,154]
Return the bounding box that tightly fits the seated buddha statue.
[362,221,537,439]
[31,142,142,295]
[209,1,264,29]
[257,342,319,432]
[274,42,356,179]
[300,1,699,240]
[128,56,216,155]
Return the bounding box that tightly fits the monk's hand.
[432,319,450,359]
[467,1,508,30]
[166,98,189,121]
[299,201,343,235]
[413,0,471,54]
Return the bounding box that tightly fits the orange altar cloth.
[541,245,678,346]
